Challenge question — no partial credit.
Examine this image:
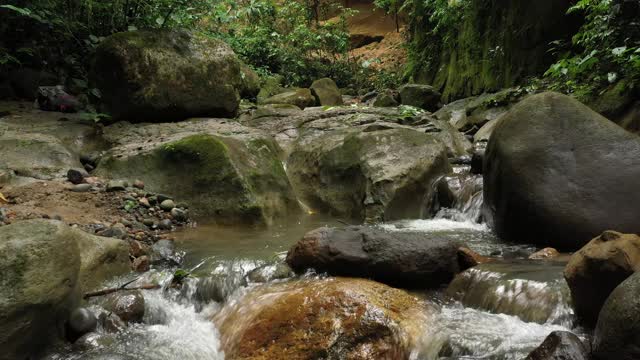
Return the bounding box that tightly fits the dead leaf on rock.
[0,192,7,203]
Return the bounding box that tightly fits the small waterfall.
[446,261,575,327]
[433,165,484,223]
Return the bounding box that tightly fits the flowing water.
[45,166,586,359]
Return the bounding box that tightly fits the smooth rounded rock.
[170,207,187,222]
[525,331,589,360]
[71,183,92,193]
[105,291,145,323]
[68,308,98,338]
[159,199,176,212]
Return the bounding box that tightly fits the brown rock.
[129,240,149,258]
[138,197,151,208]
[133,180,145,189]
[132,255,150,272]
[105,290,145,323]
[457,246,491,270]
[214,277,429,360]
[529,247,560,260]
[564,230,640,325]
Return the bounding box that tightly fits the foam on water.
[380,218,489,232]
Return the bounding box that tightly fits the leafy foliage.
[544,0,640,98]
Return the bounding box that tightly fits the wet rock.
[129,240,149,258]
[399,84,442,111]
[259,88,316,109]
[72,332,117,352]
[214,277,429,360]
[287,226,462,288]
[564,230,640,325]
[105,291,145,323]
[106,180,127,192]
[96,122,300,224]
[92,30,245,121]
[447,260,573,325]
[142,218,155,227]
[67,168,86,184]
[132,255,150,272]
[483,92,640,250]
[79,352,135,360]
[170,207,187,222]
[525,331,589,360]
[529,247,560,260]
[99,312,126,333]
[151,239,178,264]
[470,140,487,174]
[593,271,640,360]
[71,183,92,193]
[159,199,175,211]
[457,246,491,270]
[0,220,81,360]
[310,78,343,106]
[67,308,98,341]
[194,272,247,304]
[246,262,294,283]
[96,225,127,240]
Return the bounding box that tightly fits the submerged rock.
[565,230,640,325]
[286,226,461,287]
[96,120,300,224]
[593,271,640,360]
[92,30,246,122]
[525,331,589,360]
[447,260,574,325]
[214,277,429,360]
[483,92,640,250]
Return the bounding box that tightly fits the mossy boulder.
[96,120,300,225]
[483,92,640,250]
[258,88,317,109]
[240,64,261,99]
[287,113,451,222]
[214,277,430,360]
[92,30,245,122]
[310,78,343,106]
[399,84,442,111]
[256,75,286,103]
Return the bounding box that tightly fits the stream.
[44,165,586,360]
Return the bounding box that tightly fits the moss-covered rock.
[91,30,245,122]
[214,277,430,360]
[287,110,453,222]
[258,88,317,109]
[96,119,300,225]
[309,78,343,106]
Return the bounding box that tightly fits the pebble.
[132,256,150,272]
[142,218,155,227]
[133,180,145,190]
[159,200,175,212]
[67,168,86,184]
[70,183,92,192]
[158,219,172,230]
[106,180,127,192]
[170,208,188,222]
[138,198,151,208]
[176,202,189,209]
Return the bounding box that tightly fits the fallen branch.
[83,283,160,299]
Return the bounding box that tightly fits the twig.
[83,284,160,299]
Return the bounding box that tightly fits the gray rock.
[71,183,92,193]
[259,88,317,109]
[483,92,640,250]
[142,218,155,227]
[170,207,188,222]
[158,219,172,230]
[525,331,589,360]
[373,90,399,107]
[594,271,640,360]
[106,180,127,192]
[310,78,343,106]
[286,226,462,288]
[160,199,176,212]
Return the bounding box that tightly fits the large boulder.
[483,92,640,250]
[0,220,81,360]
[286,226,462,287]
[92,30,245,122]
[593,271,640,360]
[76,232,130,292]
[287,110,458,222]
[525,331,589,360]
[310,78,343,106]
[96,119,300,224]
[564,230,640,325]
[399,84,442,112]
[214,277,430,359]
